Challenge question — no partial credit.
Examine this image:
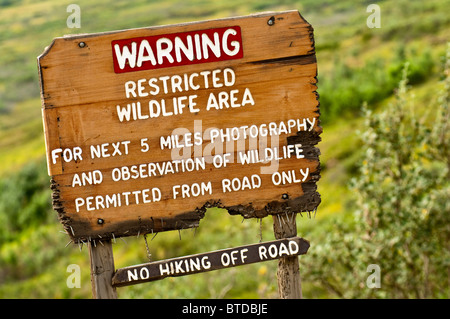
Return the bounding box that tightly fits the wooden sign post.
[273,213,302,298]
[88,240,117,299]
[38,10,320,299]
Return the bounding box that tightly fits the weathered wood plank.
[112,237,309,287]
[39,10,321,243]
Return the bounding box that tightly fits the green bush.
[319,47,436,124]
[304,48,450,298]
[0,157,53,243]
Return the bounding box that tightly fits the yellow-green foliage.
[0,0,449,298]
[303,60,450,298]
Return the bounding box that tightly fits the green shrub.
[304,47,450,298]
[0,157,52,243]
[319,47,435,123]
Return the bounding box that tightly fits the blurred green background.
[0,0,449,298]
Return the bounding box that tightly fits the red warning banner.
[111,26,243,73]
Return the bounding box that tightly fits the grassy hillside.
[0,0,449,298]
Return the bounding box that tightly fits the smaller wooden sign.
[112,237,309,287]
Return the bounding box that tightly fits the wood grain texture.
[88,240,117,299]
[273,213,302,299]
[38,11,321,243]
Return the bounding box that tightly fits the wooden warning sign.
[38,10,321,244]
